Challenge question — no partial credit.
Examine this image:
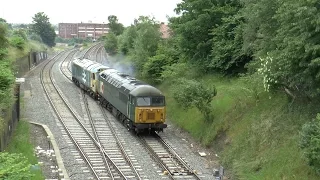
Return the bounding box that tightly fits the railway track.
[82,93,142,179]
[82,44,204,179]
[59,45,142,179]
[137,133,202,180]
[58,44,205,179]
[95,45,106,63]
[41,49,124,179]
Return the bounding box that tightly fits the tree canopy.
[31,12,56,47]
[108,15,124,36]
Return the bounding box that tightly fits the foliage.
[142,40,179,83]
[0,152,32,179]
[241,0,320,98]
[169,0,245,73]
[0,18,6,23]
[118,25,137,55]
[28,33,42,42]
[172,78,217,121]
[160,75,319,179]
[108,15,124,36]
[210,4,252,74]
[0,22,14,110]
[300,113,320,174]
[130,16,161,73]
[12,29,28,41]
[0,60,15,109]
[161,62,190,82]
[55,37,67,43]
[10,36,26,50]
[5,120,44,179]
[31,12,56,47]
[0,23,8,51]
[104,32,118,55]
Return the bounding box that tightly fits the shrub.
[299,113,320,174]
[10,36,25,50]
[13,29,28,41]
[28,33,42,42]
[161,63,190,83]
[0,60,14,109]
[0,152,32,179]
[172,78,217,121]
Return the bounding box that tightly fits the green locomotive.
[71,58,167,132]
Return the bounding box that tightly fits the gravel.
[29,123,59,179]
[21,51,222,180]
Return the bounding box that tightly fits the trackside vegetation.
[0,16,49,179]
[102,0,320,179]
[4,120,44,179]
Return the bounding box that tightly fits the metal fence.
[15,51,48,77]
[0,51,47,151]
[0,85,20,151]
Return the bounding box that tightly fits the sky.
[1,0,182,26]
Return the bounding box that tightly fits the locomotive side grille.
[147,112,155,120]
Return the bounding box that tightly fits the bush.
[0,152,33,179]
[13,29,28,41]
[28,33,42,42]
[172,78,217,121]
[161,63,190,82]
[300,113,320,174]
[10,36,25,50]
[0,60,14,109]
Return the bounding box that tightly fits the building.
[58,22,109,39]
[159,22,170,39]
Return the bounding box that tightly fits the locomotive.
[71,58,167,133]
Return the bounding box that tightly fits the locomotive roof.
[99,69,163,97]
[73,58,109,72]
[130,85,163,96]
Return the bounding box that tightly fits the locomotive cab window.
[136,97,151,106]
[136,97,165,106]
[151,97,165,106]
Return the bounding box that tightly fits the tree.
[0,22,14,110]
[169,0,222,72]
[0,18,7,23]
[172,78,217,121]
[142,39,179,84]
[130,16,161,73]
[242,0,320,98]
[108,15,124,36]
[31,12,56,47]
[118,25,137,54]
[104,32,118,55]
[0,23,8,57]
[300,113,320,174]
[210,1,252,75]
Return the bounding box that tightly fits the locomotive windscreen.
[136,97,165,106]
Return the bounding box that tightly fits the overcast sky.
[1,0,182,26]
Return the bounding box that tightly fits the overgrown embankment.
[159,75,319,179]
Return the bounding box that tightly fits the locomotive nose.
[136,107,165,123]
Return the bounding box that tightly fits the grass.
[159,74,320,179]
[7,40,48,60]
[5,119,44,179]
